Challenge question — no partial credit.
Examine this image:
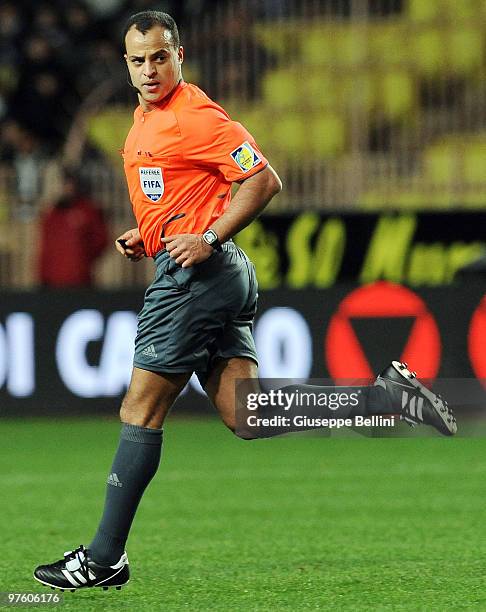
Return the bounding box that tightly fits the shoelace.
[64,545,93,585]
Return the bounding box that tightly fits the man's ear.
[178,46,184,64]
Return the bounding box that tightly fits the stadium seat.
[463,138,486,185]
[253,20,302,58]
[300,25,336,67]
[407,0,441,23]
[391,187,443,209]
[249,12,486,209]
[305,71,341,111]
[261,69,301,110]
[340,73,376,113]
[461,189,486,208]
[443,0,478,21]
[333,25,369,69]
[448,27,484,75]
[227,105,274,152]
[423,140,459,187]
[87,107,133,165]
[368,22,409,67]
[309,114,346,158]
[304,70,375,113]
[271,114,308,159]
[455,136,486,207]
[380,71,416,120]
[360,183,457,210]
[359,184,393,210]
[413,29,447,76]
[301,24,368,69]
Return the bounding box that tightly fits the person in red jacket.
[38,169,108,287]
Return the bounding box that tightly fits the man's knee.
[119,368,189,427]
[119,394,152,427]
[119,385,175,428]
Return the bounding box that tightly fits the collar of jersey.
[137,79,186,117]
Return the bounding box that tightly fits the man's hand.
[161,233,214,268]
[115,228,146,262]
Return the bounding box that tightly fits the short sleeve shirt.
[122,81,268,257]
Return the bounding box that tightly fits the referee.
[34,10,456,592]
[34,10,281,591]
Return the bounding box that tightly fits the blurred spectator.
[9,71,73,147]
[82,0,125,19]
[0,0,19,122]
[59,3,97,79]
[79,39,126,96]
[195,6,275,100]
[21,35,58,78]
[113,0,185,37]
[63,3,97,47]
[256,0,292,19]
[14,128,44,217]
[0,120,48,218]
[0,3,22,65]
[123,0,181,20]
[33,4,68,51]
[0,119,21,163]
[38,169,109,287]
[0,94,7,122]
[7,30,79,145]
[0,0,272,163]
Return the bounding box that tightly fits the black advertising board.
[0,281,484,415]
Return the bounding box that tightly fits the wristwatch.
[202,229,222,251]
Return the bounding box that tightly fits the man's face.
[124,25,183,110]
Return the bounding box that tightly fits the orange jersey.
[122,81,268,257]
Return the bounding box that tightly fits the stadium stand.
[0,0,485,287]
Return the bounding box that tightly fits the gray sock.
[363,385,393,416]
[89,423,162,565]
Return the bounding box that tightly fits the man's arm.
[210,165,282,242]
[162,165,282,268]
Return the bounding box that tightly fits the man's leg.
[205,357,391,437]
[204,357,259,436]
[34,366,191,590]
[89,367,191,564]
[205,359,456,438]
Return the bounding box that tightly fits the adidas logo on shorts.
[141,344,157,359]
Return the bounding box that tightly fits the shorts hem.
[133,361,194,376]
[210,353,258,367]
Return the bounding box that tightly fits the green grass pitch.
[1,417,486,611]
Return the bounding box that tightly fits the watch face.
[204,230,218,244]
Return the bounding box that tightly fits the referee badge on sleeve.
[230,141,261,173]
[139,167,164,202]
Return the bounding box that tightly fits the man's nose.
[143,61,157,76]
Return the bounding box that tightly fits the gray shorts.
[133,241,258,387]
